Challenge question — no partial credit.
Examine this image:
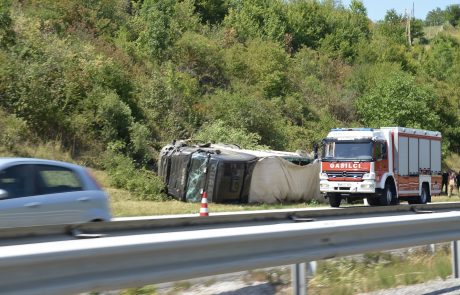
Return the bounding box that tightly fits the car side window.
[35,165,83,195]
[0,164,34,199]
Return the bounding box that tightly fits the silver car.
[0,158,111,228]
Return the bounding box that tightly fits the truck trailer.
[319,127,442,207]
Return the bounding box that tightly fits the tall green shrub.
[356,71,440,130]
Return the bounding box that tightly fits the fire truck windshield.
[322,141,373,161]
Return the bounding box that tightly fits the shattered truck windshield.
[322,141,373,161]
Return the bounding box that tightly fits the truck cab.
[320,128,390,207]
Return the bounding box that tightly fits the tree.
[423,35,460,81]
[425,7,446,26]
[346,62,402,96]
[223,39,289,99]
[137,0,176,61]
[194,0,229,24]
[205,89,288,149]
[29,0,127,37]
[378,9,406,45]
[349,0,366,16]
[137,0,201,62]
[410,18,425,43]
[445,4,460,27]
[286,0,329,50]
[224,0,287,43]
[319,3,370,63]
[356,71,440,130]
[384,9,402,23]
[0,0,14,48]
[173,32,226,93]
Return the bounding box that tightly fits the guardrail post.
[452,241,460,278]
[307,261,317,276]
[292,262,307,295]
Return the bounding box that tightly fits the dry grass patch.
[109,188,325,217]
[310,246,452,294]
[423,25,444,40]
[88,168,326,217]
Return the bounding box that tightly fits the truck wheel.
[328,194,341,207]
[366,197,380,206]
[418,184,429,204]
[379,183,395,206]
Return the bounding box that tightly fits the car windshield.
[322,141,373,161]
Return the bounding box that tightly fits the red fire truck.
[319,127,442,207]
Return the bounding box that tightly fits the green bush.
[193,119,267,150]
[104,151,166,201]
[223,0,287,43]
[0,0,459,185]
[356,71,440,130]
[0,0,15,48]
[205,89,288,149]
[0,109,28,152]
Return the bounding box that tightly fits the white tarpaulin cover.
[248,157,321,203]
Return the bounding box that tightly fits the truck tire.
[418,184,429,204]
[379,183,395,206]
[328,194,341,207]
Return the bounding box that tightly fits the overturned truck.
[159,142,321,203]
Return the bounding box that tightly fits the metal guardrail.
[3,207,460,294]
[3,202,460,240]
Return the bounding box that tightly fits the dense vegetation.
[0,0,459,199]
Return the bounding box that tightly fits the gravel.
[81,276,460,295]
[179,281,276,295]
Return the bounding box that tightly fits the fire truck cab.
[319,127,442,207]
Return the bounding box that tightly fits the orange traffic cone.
[200,191,209,217]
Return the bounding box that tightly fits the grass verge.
[309,246,452,295]
[108,186,324,217]
[121,246,453,295]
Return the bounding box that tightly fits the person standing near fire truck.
[442,171,449,194]
[456,171,460,195]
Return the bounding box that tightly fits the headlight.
[362,172,375,180]
[320,183,329,190]
[361,183,375,190]
[320,173,328,180]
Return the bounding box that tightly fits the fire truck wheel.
[328,194,341,207]
[380,183,395,206]
[418,184,429,204]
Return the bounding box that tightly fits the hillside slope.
[0,0,459,198]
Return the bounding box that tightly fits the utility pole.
[405,9,412,46]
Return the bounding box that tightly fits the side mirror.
[0,189,8,199]
[313,143,319,160]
